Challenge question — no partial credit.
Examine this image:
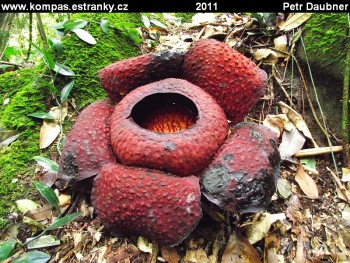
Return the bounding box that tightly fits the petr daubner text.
[283,2,348,11]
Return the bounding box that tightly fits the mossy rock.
[300,13,349,135]
[301,13,348,78]
[0,13,142,229]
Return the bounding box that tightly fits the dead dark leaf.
[160,247,179,263]
[38,171,58,187]
[222,231,261,263]
[295,165,319,199]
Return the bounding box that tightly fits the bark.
[36,13,48,49]
[26,13,33,61]
[0,13,16,60]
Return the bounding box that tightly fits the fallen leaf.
[300,158,318,175]
[22,216,45,230]
[295,227,307,263]
[191,13,217,26]
[278,127,306,162]
[264,234,285,263]
[58,194,71,207]
[341,168,350,182]
[274,35,288,58]
[277,178,292,199]
[137,236,153,253]
[263,114,289,137]
[253,48,278,65]
[26,204,53,222]
[160,247,179,263]
[278,101,317,147]
[39,102,68,149]
[0,133,20,149]
[295,165,319,199]
[16,199,39,214]
[245,212,286,244]
[279,13,313,31]
[3,97,10,105]
[0,224,19,241]
[26,235,60,249]
[184,247,209,263]
[222,231,261,263]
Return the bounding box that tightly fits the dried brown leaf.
[278,101,317,147]
[253,48,278,65]
[342,167,350,182]
[263,114,289,137]
[295,165,319,199]
[26,204,53,222]
[160,247,179,263]
[39,102,68,149]
[245,212,286,245]
[222,231,261,263]
[184,247,209,263]
[279,13,313,31]
[295,227,306,263]
[264,234,284,263]
[274,35,288,58]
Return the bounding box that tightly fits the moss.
[0,13,143,229]
[59,13,142,108]
[0,68,36,106]
[303,13,349,70]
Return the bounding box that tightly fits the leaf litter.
[2,12,349,263]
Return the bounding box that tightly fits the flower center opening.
[131,93,198,133]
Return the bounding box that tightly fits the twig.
[2,249,25,263]
[295,145,343,158]
[272,65,295,108]
[0,60,22,67]
[326,167,350,205]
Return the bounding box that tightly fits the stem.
[342,14,350,167]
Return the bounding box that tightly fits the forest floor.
[1,13,350,263]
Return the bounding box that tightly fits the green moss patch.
[0,13,142,229]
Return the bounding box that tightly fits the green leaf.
[33,156,59,173]
[128,28,143,44]
[35,77,57,93]
[60,81,74,104]
[63,19,88,30]
[48,39,63,56]
[28,112,55,120]
[141,15,150,28]
[53,63,75,76]
[33,180,59,210]
[12,250,50,263]
[100,19,109,34]
[0,241,16,260]
[4,46,19,59]
[45,212,82,231]
[150,18,167,29]
[51,21,66,30]
[29,41,43,53]
[71,28,97,45]
[42,49,55,70]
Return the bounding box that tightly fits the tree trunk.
[36,13,48,49]
[26,13,33,61]
[0,13,16,60]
